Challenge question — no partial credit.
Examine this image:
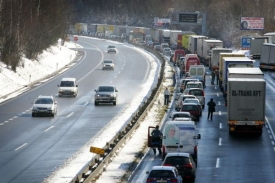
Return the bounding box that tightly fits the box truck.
[227,78,266,135]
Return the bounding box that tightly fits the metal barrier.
[70,45,166,183]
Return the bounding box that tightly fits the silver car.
[102,60,115,70]
[94,85,118,105]
[32,95,57,117]
[107,45,116,53]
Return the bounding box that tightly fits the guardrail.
[70,45,166,183]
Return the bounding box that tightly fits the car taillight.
[183,163,193,169]
[163,163,173,166]
[170,178,178,183]
[146,178,154,182]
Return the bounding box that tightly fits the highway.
[0,37,157,183]
[129,61,275,183]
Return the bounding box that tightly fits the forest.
[1,0,274,71]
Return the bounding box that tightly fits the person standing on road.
[215,69,219,85]
[211,70,215,85]
[207,98,216,120]
[151,125,163,155]
[164,87,170,105]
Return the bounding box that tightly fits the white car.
[32,95,57,117]
[58,77,78,97]
[102,60,115,70]
[163,48,172,55]
[107,45,116,53]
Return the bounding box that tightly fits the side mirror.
[94,89,97,92]
[197,134,201,139]
[76,85,78,87]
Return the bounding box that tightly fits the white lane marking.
[0,123,4,125]
[44,126,54,132]
[219,138,222,146]
[84,102,89,106]
[271,141,274,145]
[14,116,18,119]
[15,143,27,151]
[4,121,9,123]
[265,117,275,139]
[220,123,222,129]
[216,158,220,168]
[67,112,74,117]
[9,118,13,121]
[269,135,273,139]
[219,111,221,115]
[218,101,221,105]
[217,93,219,97]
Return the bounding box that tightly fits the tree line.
[0,0,70,71]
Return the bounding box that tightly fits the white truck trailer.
[227,78,266,135]
[260,43,275,71]
[250,37,268,59]
[209,48,232,70]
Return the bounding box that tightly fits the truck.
[264,32,275,43]
[250,37,268,59]
[161,29,170,43]
[218,53,245,90]
[227,78,266,135]
[260,43,275,71]
[170,30,182,47]
[188,35,207,54]
[177,31,195,51]
[222,57,254,98]
[209,48,232,70]
[228,67,264,79]
[185,54,201,74]
[173,49,186,66]
[201,39,223,65]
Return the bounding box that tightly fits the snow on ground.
[0,39,79,103]
[0,37,173,183]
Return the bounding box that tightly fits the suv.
[32,95,57,117]
[185,81,204,90]
[94,85,118,105]
[146,166,182,183]
[180,78,199,92]
[162,152,196,182]
[102,59,115,70]
[107,45,116,53]
[58,78,78,97]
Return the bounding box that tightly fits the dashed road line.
[216,158,220,168]
[44,126,54,132]
[15,143,27,151]
[66,112,74,117]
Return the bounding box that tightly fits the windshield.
[98,86,114,92]
[60,81,74,87]
[35,98,53,104]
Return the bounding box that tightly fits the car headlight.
[32,107,37,110]
[110,94,115,97]
[95,94,101,97]
[59,89,63,92]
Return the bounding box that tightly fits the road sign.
[179,13,198,23]
[90,146,105,155]
[241,37,251,48]
[74,36,78,41]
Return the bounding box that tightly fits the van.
[189,65,205,80]
[58,78,78,97]
[161,120,201,163]
[160,43,169,52]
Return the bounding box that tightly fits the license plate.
[157,180,167,183]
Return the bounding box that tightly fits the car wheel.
[113,101,116,105]
[32,113,35,117]
[202,105,204,109]
[94,101,98,106]
[58,94,62,97]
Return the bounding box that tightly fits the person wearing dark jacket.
[151,125,163,155]
[207,98,216,120]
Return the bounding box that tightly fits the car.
[102,59,115,70]
[153,45,161,51]
[185,81,204,90]
[163,48,172,55]
[180,103,201,121]
[146,166,183,183]
[180,78,199,92]
[183,88,205,109]
[94,85,118,105]
[183,98,202,116]
[175,94,197,111]
[107,45,116,53]
[58,77,78,97]
[162,152,197,182]
[32,95,57,117]
[170,111,192,120]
